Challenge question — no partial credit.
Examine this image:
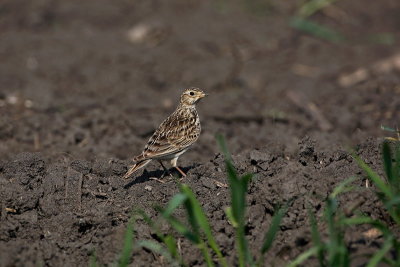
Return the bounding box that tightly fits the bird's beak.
[200,93,208,98]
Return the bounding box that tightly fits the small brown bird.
[123,88,207,179]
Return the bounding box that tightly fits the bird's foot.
[174,166,187,177]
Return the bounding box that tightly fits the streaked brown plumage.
[123,88,206,179]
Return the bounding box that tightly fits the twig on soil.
[33,132,40,150]
[291,63,320,77]
[362,228,382,239]
[322,5,355,25]
[178,238,182,257]
[5,207,17,213]
[78,137,89,147]
[212,179,228,188]
[149,177,167,184]
[286,90,333,131]
[338,53,400,87]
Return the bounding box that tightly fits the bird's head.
[180,87,207,106]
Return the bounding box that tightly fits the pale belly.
[153,148,189,160]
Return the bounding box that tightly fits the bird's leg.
[175,166,187,177]
[149,177,166,183]
[148,161,172,183]
[171,157,187,178]
[158,161,172,178]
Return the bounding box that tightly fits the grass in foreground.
[290,140,400,267]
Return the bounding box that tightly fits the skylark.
[123,88,207,179]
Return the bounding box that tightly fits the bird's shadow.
[123,165,195,189]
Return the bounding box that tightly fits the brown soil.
[1,0,400,266]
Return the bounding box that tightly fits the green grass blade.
[164,235,178,259]
[230,173,252,225]
[381,125,398,132]
[216,134,232,162]
[324,198,337,266]
[341,216,376,225]
[158,193,202,244]
[217,134,251,223]
[198,242,215,267]
[217,134,253,266]
[136,240,179,267]
[261,204,287,254]
[353,154,394,199]
[165,215,199,244]
[298,0,338,18]
[183,191,201,239]
[368,33,395,45]
[225,207,238,227]
[163,193,187,217]
[135,209,155,227]
[393,144,400,223]
[236,224,252,267]
[385,196,400,209]
[257,204,288,266]
[330,177,356,198]
[307,206,325,266]
[367,236,393,267]
[382,142,394,185]
[230,173,253,267]
[324,197,349,267]
[394,143,400,193]
[290,17,344,42]
[354,148,400,224]
[180,184,228,267]
[135,210,185,264]
[89,251,98,267]
[380,257,397,266]
[118,217,134,267]
[287,247,319,267]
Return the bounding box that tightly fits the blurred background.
[1,0,400,162]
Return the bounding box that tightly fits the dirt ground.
[1,0,400,266]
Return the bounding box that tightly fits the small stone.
[144,185,153,191]
[7,95,18,105]
[250,150,269,162]
[70,160,91,175]
[126,21,170,47]
[298,136,315,158]
[24,99,34,108]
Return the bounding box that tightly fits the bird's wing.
[140,111,200,159]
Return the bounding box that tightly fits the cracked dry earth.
[0,136,395,266]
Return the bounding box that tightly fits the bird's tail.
[123,159,152,179]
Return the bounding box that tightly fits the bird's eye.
[189,91,195,96]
